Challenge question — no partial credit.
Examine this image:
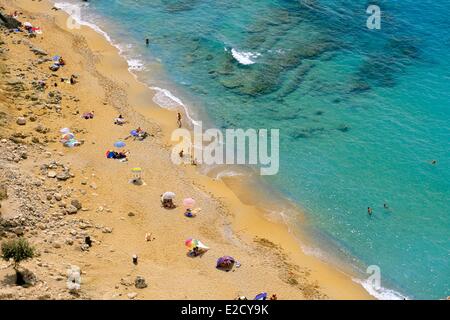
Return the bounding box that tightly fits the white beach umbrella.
[162,192,176,201]
[23,22,32,28]
[60,127,71,134]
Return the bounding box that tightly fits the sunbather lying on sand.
[161,198,176,209]
[127,127,149,140]
[114,115,125,125]
[82,111,94,119]
[106,150,129,161]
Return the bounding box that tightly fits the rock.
[102,227,112,234]
[66,205,78,214]
[70,200,82,210]
[56,172,70,181]
[120,278,133,286]
[13,227,24,236]
[134,276,148,289]
[47,171,57,178]
[35,125,49,134]
[31,47,48,56]
[127,292,138,299]
[0,12,21,29]
[65,238,74,245]
[17,267,37,286]
[53,241,62,249]
[0,184,7,201]
[54,193,62,201]
[16,117,26,126]
[67,265,81,292]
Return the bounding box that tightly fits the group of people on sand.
[130,126,149,141]
[106,149,129,161]
[50,56,66,71]
[236,293,278,300]
[160,197,198,218]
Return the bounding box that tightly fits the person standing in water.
[177,112,182,128]
[145,38,149,47]
[368,207,373,216]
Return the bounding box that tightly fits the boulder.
[47,171,57,178]
[70,199,82,210]
[0,184,7,201]
[127,292,138,299]
[56,172,70,181]
[16,117,26,126]
[31,47,48,56]
[66,205,78,214]
[0,13,21,29]
[134,276,148,289]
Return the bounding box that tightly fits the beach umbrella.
[60,127,71,134]
[162,191,176,200]
[131,167,142,179]
[183,198,195,209]
[114,141,126,148]
[130,130,138,137]
[185,238,209,251]
[23,22,32,28]
[254,293,267,300]
[53,55,61,61]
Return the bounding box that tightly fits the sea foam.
[54,2,143,73]
[150,87,200,126]
[352,278,409,300]
[230,48,261,65]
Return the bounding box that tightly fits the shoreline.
[1,0,374,299]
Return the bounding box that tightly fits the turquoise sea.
[54,0,449,299]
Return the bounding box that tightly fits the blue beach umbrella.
[254,292,267,300]
[114,141,126,148]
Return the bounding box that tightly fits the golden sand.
[0,0,372,299]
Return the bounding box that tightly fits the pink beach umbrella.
[183,198,195,209]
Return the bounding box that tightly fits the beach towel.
[106,150,116,159]
[64,139,80,148]
[32,27,42,34]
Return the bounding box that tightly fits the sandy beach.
[0,0,372,300]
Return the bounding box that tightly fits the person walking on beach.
[368,207,373,216]
[177,112,182,128]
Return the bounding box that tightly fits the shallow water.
[55,0,450,299]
